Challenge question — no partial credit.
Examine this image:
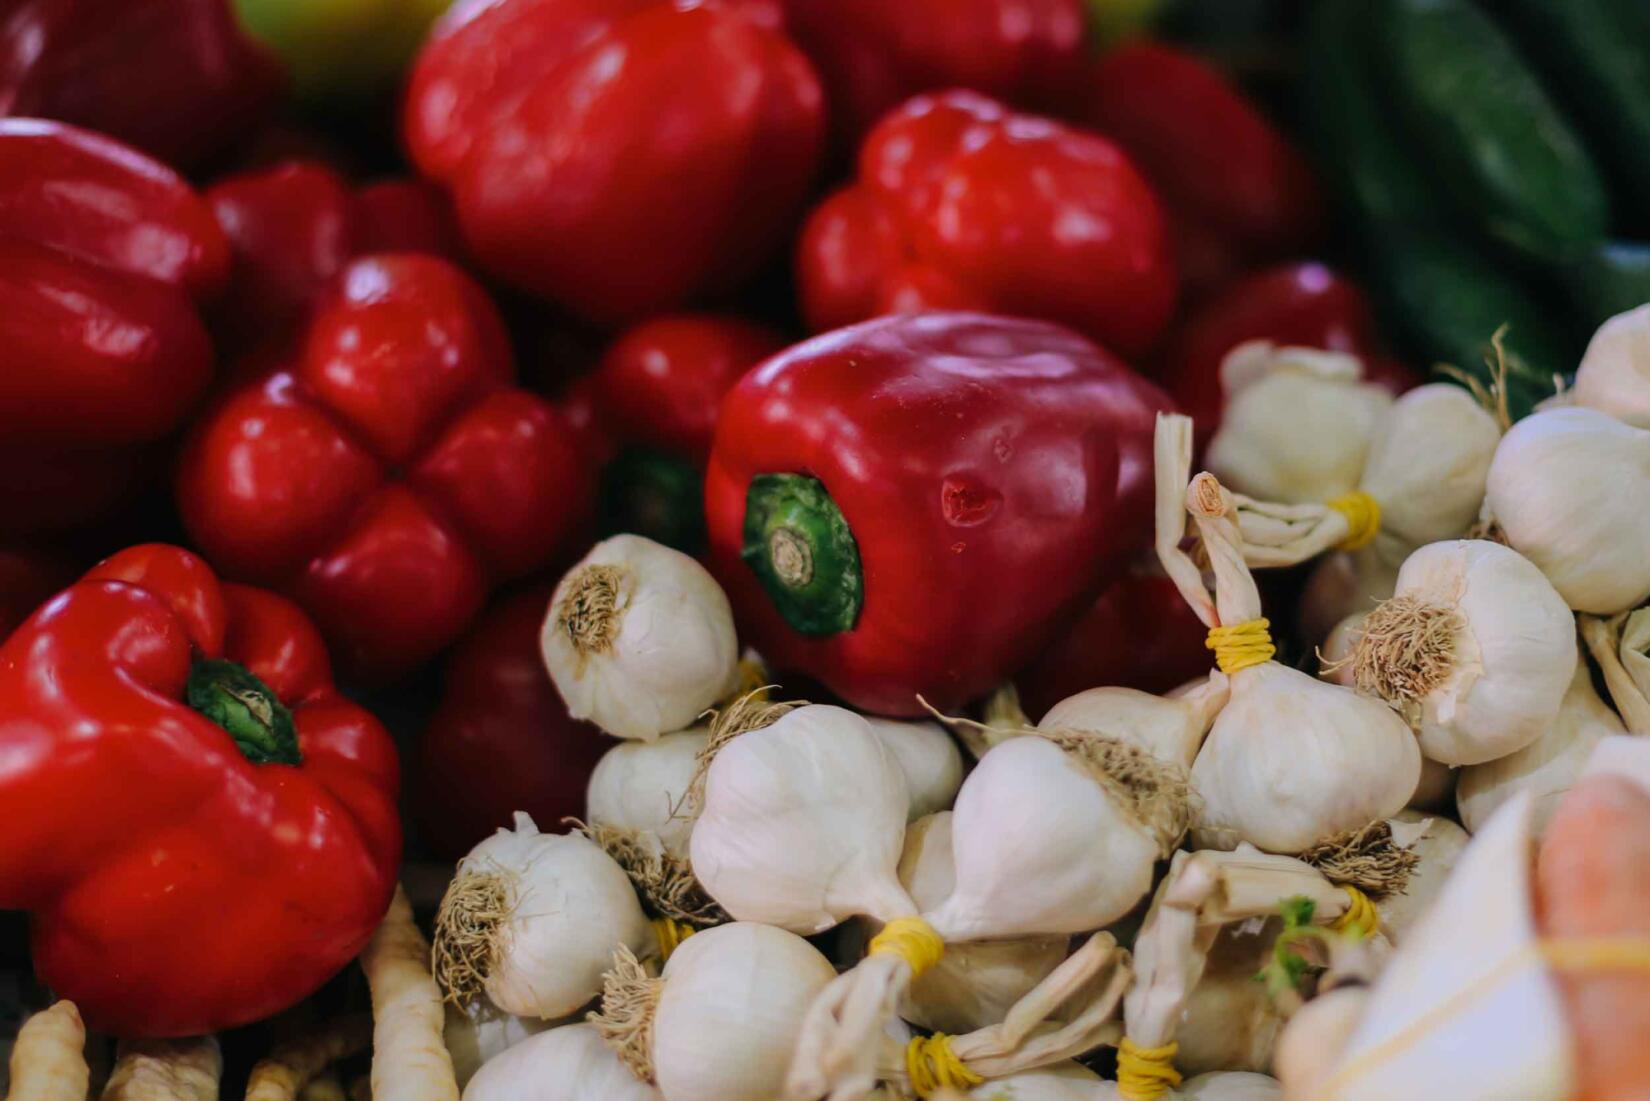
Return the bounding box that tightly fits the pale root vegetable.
[433,813,652,1019]
[364,885,460,1101]
[1374,812,1468,945]
[443,1001,554,1089]
[5,1002,87,1101]
[102,1037,221,1101]
[1573,304,1650,428]
[1536,773,1650,1101]
[862,717,965,821]
[542,535,738,740]
[1457,657,1625,835]
[245,1019,370,1101]
[587,730,709,859]
[461,1023,659,1101]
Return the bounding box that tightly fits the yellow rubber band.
[1540,936,1650,972]
[1206,618,1275,674]
[868,916,945,979]
[1330,885,1380,940]
[905,1034,984,1097]
[1327,491,1382,551]
[652,917,696,963]
[1117,1037,1181,1101]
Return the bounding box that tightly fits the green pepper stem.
[741,473,863,637]
[187,659,302,767]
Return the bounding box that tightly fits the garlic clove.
[1573,304,1650,429]
[862,717,965,822]
[461,1023,660,1101]
[586,728,709,859]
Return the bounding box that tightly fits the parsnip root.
[5,1001,87,1101]
[102,1036,221,1101]
[245,1018,370,1101]
[363,885,458,1101]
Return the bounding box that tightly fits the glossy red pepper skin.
[780,0,1086,147]
[0,0,283,170]
[177,254,592,681]
[705,312,1172,715]
[0,544,401,1037]
[413,586,611,860]
[405,0,824,325]
[797,91,1178,359]
[1083,43,1323,295]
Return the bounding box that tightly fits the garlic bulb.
[591,922,837,1101]
[1359,384,1501,551]
[543,535,738,740]
[1373,811,1467,944]
[863,717,965,821]
[1178,1073,1282,1101]
[1573,303,1650,428]
[1486,406,1650,614]
[587,729,709,858]
[1175,928,1282,1076]
[461,1023,659,1101]
[1349,540,1575,766]
[445,999,555,1089]
[1038,678,1229,770]
[965,1063,1105,1100]
[433,813,652,1019]
[1457,656,1625,835]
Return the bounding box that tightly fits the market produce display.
[2,0,1650,1099]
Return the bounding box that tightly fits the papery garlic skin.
[1486,407,1650,614]
[964,1062,1104,1100]
[1457,658,1625,835]
[691,705,914,932]
[653,923,837,1101]
[1376,811,1468,945]
[1176,927,1282,1076]
[1360,384,1500,550]
[1039,679,1227,770]
[1191,663,1419,854]
[446,999,555,1088]
[462,1023,660,1101]
[543,535,738,740]
[1574,304,1650,429]
[927,735,1160,939]
[455,814,652,1019]
[1384,540,1576,766]
[1207,344,1394,506]
[587,729,709,858]
[1178,1072,1283,1101]
[863,718,965,821]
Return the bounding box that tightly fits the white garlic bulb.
[1456,656,1625,835]
[1373,812,1467,944]
[1206,343,1394,505]
[445,999,555,1089]
[542,535,738,740]
[1178,1072,1283,1101]
[863,717,965,821]
[587,729,709,858]
[1175,928,1282,1076]
[1486,406,1650,614]
[965,1062,1105,1100]
[461,1023,660,1101]
[1038,678,1229,770]
[433,813,652,1019]
[1351,540,1575,767]
[1573,303,1650,428]
[1359,384,1501,551]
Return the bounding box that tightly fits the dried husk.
[578,822,727,928]
[1580,609,1650,734]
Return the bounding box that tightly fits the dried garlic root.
[5,1002,87,1101]
[102,1037,221,1101]
[245,1018,370,1101]
[363,885,458,1101]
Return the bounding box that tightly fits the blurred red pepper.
[0,0,283,170]
[0,120,221,535]
[797,91,1178,359]
[1083,42,1324,297]
[0,544,400,1037]
[413,585,612,860]
[404,0,824,325]
[0,546,73,642]
[206,160,459,350]
[705,312,1172,715]
[780,0,1087,147]
[177,254,592,681]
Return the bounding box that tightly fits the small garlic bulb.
[433,813,652,1019]
[461,1023,659,1101]
[1350,540,1575,766]
[543,535,737,740]
[1206,343,1394,505]
[445,999,555,1089]
[863,717,965,821]
[1573,304,1650,428]
[1486,406,1650,614]
[1358,384,1501,552]
[964,1062,1104,1099]
[1178,1072,1283,1101]
[1457,656,1625,835]
[1038,678,1229,770]
[1374,811,1468,944]
[587,729,709,858]
[1175,928,1283,1076]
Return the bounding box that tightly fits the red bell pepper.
[796,90,1178,359]
[177,254,593,681]
[413,586,611,860]
[0,0,283,170]
[0,120,221,535]
[780,0,1087,146]
[1083,42,1324,297]
[0,546,73,642]
[404,0,824,325]
[0,544,401,1037]
[705,312,1172,715]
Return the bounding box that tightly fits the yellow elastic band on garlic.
[905,1034,984,1097]
[1327,491,1382,551]
[1330,885,1380,940]
[1117,1037,1182,1101]
[1206,618,1276,674]
[868,916,945,978]
[652,917,696,962]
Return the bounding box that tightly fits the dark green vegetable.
[1564,241,1650,331]
[1381,0,1608,263]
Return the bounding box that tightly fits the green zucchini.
[1380,0,1609,264]
[1564,241,1650,331]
